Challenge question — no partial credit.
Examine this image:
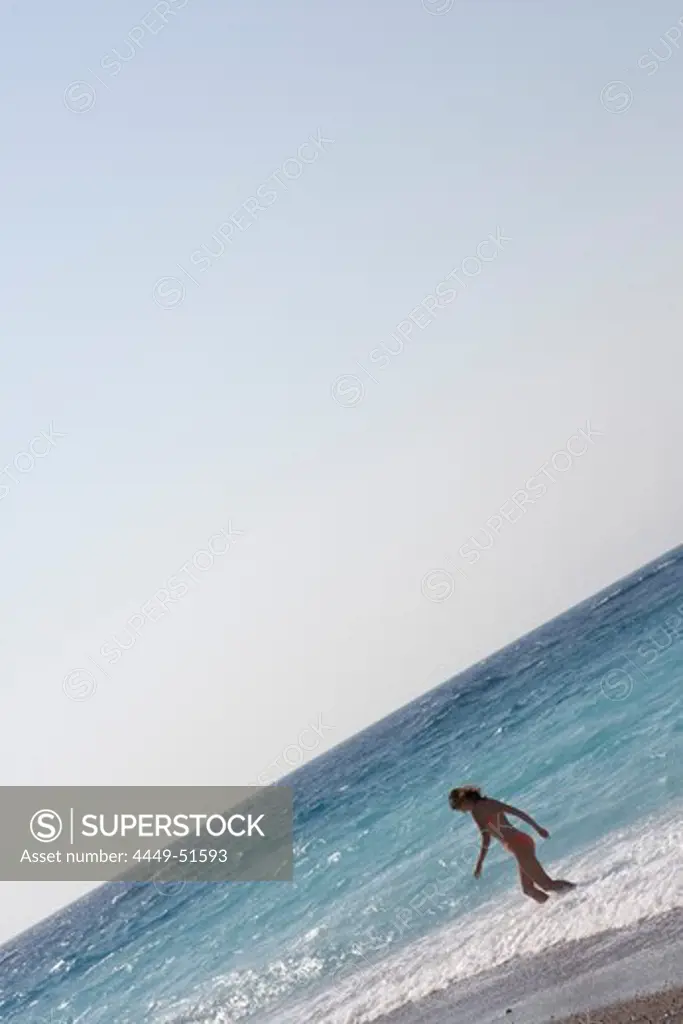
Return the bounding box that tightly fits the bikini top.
[475,806,512,838]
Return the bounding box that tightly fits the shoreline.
[381,907,683,1024]
[552,986,683,1023]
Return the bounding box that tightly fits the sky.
[0,0,682,943]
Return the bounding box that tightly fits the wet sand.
[552,986,683,1022]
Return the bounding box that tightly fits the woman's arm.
[492,800,549,837]
[473,831,490,877]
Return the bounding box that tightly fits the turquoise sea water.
[1,546,682,1024]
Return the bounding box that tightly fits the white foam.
[269,809,683,1024]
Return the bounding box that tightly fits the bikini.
[480,811,535,855]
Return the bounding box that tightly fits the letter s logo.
[30,809,63,843]
[63,81,96,114]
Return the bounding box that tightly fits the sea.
[1,546,682,1024]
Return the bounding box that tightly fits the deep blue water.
[1,546,682,1024]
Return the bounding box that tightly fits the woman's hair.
[448,786,484,810]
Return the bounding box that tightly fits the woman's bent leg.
[519,851,574,893]
[518,864,548,903]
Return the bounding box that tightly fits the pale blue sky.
[1,0,682,939]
